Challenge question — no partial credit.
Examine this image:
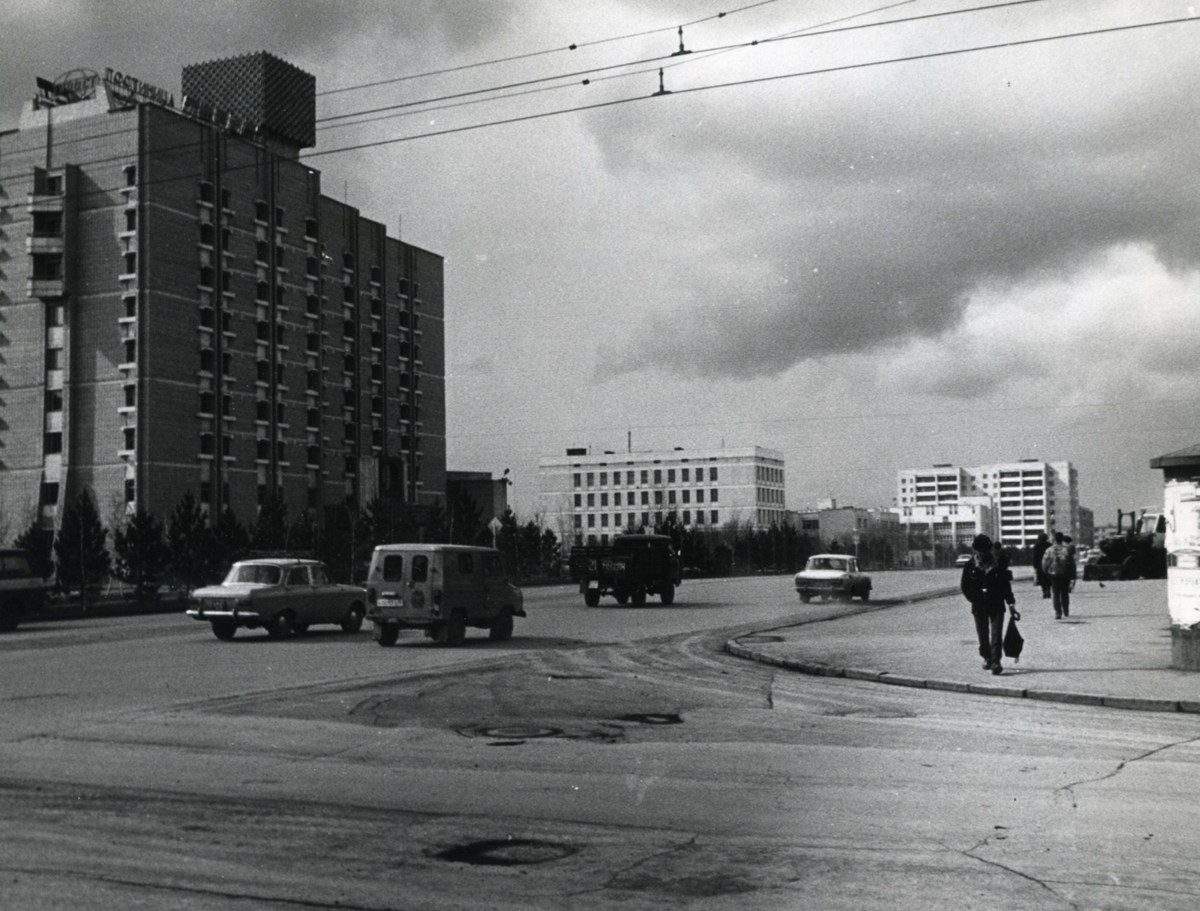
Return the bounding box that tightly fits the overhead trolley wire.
[0,0,1064,179]
[2,11,1192,200]
[316,0,791,97]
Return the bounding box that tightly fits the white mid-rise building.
[539,446,786,547]
[896,459,1078,548]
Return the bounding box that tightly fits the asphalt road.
[2,572,1198,910]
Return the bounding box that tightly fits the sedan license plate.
[377,598,403,607]
[587,580,599,590]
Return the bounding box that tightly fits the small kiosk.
[1150,444,1200,670]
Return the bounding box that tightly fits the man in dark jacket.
[1032,532,1051,599]
[1041,531,1074,619]
[961,534,1017,675]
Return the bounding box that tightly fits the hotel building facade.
[0,54,445,536]
[896,460,1078,548]
[538,446,787,547]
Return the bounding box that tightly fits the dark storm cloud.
[589,28,1200,382]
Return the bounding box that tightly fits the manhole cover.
[469,725,563,740]
[432,838,578,866]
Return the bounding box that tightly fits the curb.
[725,586,1195,715]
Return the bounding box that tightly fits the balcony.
[27,277,65,299]
[26,234,64,255]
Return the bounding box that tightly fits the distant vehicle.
[186,558,367,640]
[568,534,682,607]
[955,553,973,567]
[1082,510,1168,581]
[365,544,525,647]
[0,548,50,632]
[794,554,872,603]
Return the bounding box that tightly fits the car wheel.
[799,592,812,604]
[632,589,647,607]
[266,611,294,639]
[341,603,365,633]
[489,610,514,641]
[615,592,629,605]
[860,588,870,601]
[660,583,675,605]
[376,624,399,647]
[211,620,237,640]
[584,590,601,607]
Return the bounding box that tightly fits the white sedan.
[794,554,872,603]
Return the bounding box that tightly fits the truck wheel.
[660,583,675,605]
[584,590,601,607]
[860,588,870,602]
[376,625,399,647]
[489,610,514,641]
[436,612,466,647]
[615,592,629,605]
[632,589,647,607]
[211,620,236,640]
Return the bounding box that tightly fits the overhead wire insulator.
[652,68,671,96]
[672,25,692,56]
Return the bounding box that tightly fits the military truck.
[568,533,681,607]
[1082,509,1168,581]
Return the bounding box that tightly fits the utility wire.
[316,0,790,97]
[314,0,1048,126]
[2,12,1192,207]
[299,13,1200,162]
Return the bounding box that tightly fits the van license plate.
[377,598,403,607]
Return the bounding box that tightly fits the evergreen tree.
[251,492,288,552]
[13,520,54,579]
[166,492,221,590]
[54,490,110,610]
[113,509,170,608]
[213,508,251,576]
[450,490,484,545]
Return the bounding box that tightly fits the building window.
[587,493,595,507]
[125,165,137,187]
[710,488,719,503]
[711,510,719,525]
[125,209,137,232]
[255,200,269,223]
[711,468,719,481]
[125,479,136,504]
[305,218,318,238]
[125,385,137,408]
[574,494,582,508]
[124,252,136,274]
[123,427,135,450]
[123,339,136,364]
[45,389,63,412]
[41,482,60,506]
[199,181,214,203]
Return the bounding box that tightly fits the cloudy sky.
[4,0,1198,524]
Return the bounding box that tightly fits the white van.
[365,544,525,647]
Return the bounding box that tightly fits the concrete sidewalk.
[728,573,1200,713]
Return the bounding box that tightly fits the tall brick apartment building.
[0,53,446,537]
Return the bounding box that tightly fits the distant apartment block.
[896,460,1078,548]
[539,446,786,546]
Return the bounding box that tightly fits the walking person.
[1032,531,1051,599]
[961,534,1017,675]
[1041,531,1074,619]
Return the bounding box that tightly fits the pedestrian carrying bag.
[1003,610,1024,662]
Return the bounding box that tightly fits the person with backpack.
[1041,531,1074,619]
[961,534,1017,675]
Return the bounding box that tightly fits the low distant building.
[538,445,786,547]
[445,471,509,524]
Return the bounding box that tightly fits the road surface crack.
[1058,733,1200,808]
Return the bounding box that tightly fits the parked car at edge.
[0,548,50,632]
[794,554,872,603]
[186,558,367,640]
[955,553,973,567]
[365,544,526,647]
